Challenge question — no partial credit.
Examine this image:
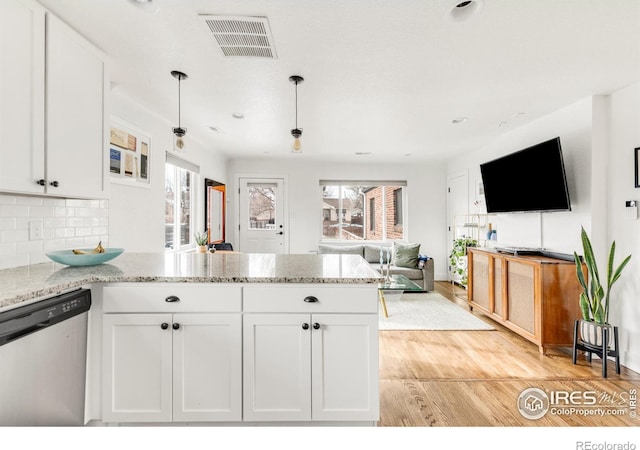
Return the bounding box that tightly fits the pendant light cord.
[295,80,298,129]
[177,75,181,128]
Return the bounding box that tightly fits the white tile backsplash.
[0,194,109,269]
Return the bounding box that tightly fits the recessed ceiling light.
[208,126,222,133]
[451,117,469,124]
[232,112,244,119]
[355,152,372,156]
[127,0,158,13]
[448,0,483,22]
[404,153,412,157]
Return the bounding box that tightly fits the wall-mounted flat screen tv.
[480,137,571,213]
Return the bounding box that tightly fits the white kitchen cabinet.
[242,285,379,422]
[0,2,107,198]
[46,13,107,198]
[102,285,242,423]
[0,0,45,194]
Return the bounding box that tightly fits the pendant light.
[289,75,304,153]
[171,70,188,152]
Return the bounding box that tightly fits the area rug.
[378,292,495,331]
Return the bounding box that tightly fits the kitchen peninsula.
[0,253,382,425]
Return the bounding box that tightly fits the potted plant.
[449,236,477,287]
[573,226,631,348]
[194,230,209,253]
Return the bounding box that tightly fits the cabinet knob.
[161,323,169,330]
[313,322,320,330]
[172,323,180,330]
[303,296,318,303]
[49,180,59,187]
[302,323,309,330]
[36,179,46,186]
[165,295,180,303]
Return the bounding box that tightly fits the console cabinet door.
[102,313,173,423]
[46,13,106,198]
[172,313,242,422]
[243,314,312,421]
[0,0,45,194]
[311,314,379,421]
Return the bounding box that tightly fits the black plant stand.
[572,320,620,378]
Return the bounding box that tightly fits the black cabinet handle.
[172,323,180,330]
[36,179,46,186]
[303,296,318,303]
[276,231,283,235]
[313,322,320,330]
[302,323,309,330]
[49,180,59,187]
[161,323,169,330]
[165,295,180,303]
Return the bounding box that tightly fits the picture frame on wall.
[109,116,151,187]
[635,147,640,188]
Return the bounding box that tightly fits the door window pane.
[248,183,276,230]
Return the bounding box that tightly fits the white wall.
[447,98,593,254]
[226,158,449,280]
[108,90,228,252]
[606,82,640,372]
[446,85,640,372]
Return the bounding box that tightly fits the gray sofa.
[318,243,434,291]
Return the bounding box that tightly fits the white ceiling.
[36,0,640,163]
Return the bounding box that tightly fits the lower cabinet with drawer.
[242,285,379,422]
[101,284,242,423]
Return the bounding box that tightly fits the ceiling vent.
[200,15,277,58]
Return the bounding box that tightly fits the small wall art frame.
[109,116,151,187]
[635,147,640,188]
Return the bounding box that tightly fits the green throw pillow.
[393,242,420,268]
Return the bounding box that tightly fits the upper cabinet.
[0,0,107,198]
[0,0,46,195]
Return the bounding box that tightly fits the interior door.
[238,178,286,253]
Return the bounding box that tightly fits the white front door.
[238,178,286,253]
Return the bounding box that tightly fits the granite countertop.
[0,252,383,310]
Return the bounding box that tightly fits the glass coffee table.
[378,274,422,318]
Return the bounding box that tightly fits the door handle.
[276,231,283,235]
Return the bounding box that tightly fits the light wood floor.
[377,281,640,427]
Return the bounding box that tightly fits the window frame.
[165,160,198,252]
[319,180,408,243]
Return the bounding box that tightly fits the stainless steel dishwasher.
[0,288,91,426]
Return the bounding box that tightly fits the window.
[394,188,403,226]
[320,180,406,241]
[165,154,199,251]
[369,198,375,232]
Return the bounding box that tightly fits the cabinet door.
[311,314,379,421]
[0,0,45,194]
[46,14,106,198]
[243,314,311,421]
[102,313,173,422]
[172,314,242,422]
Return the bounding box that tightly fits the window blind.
[166,152,200,174]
